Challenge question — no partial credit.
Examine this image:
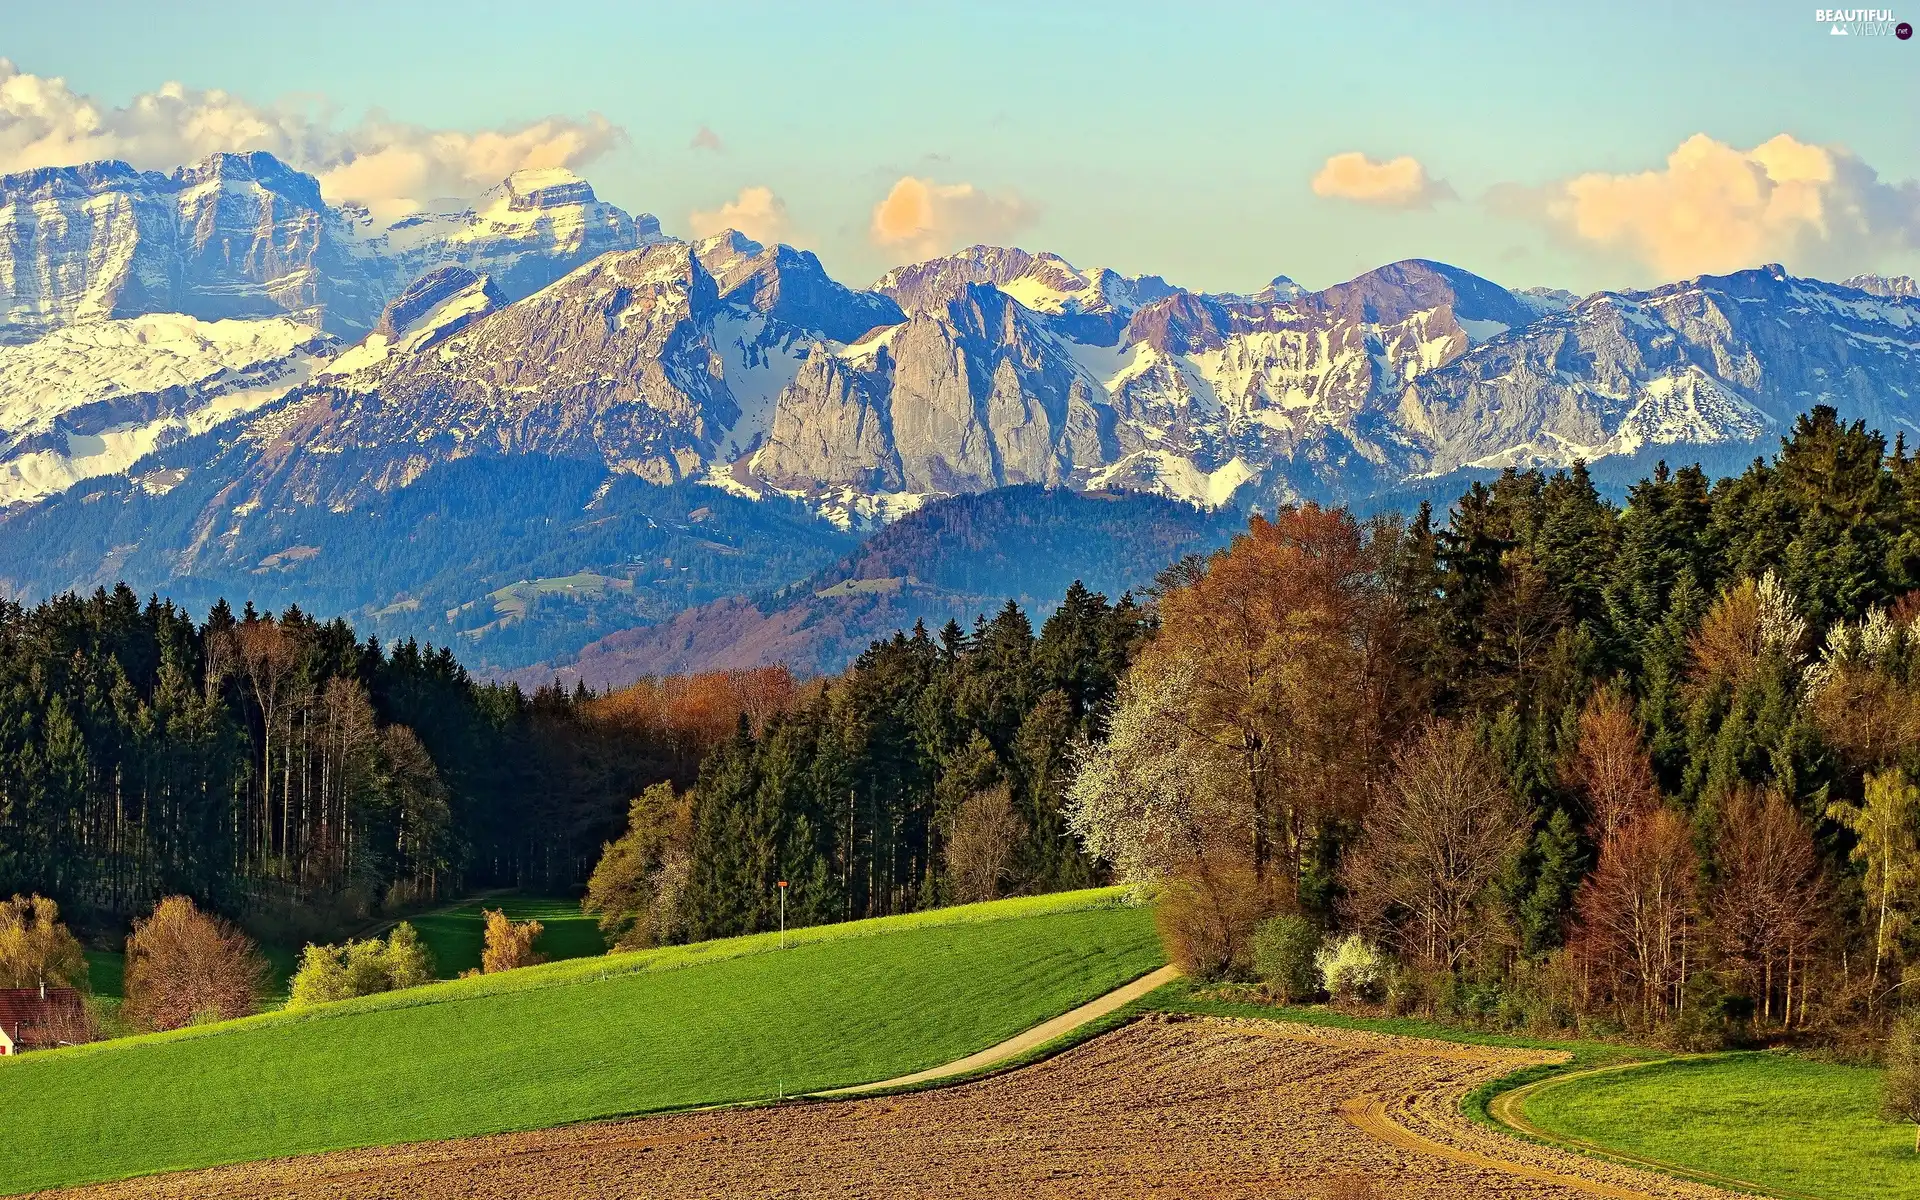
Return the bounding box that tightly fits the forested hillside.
[524,486,1232,687]
[19,404,1920,1053]
[1060,406,1920,1041]
[0,587,791,936]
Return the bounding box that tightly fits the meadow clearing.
[0,889,1159,1195]
[1518,1052,1920,1200]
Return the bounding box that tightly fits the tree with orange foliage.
[1565,687,1660,845]
[122,896,268,1031]
[1707,785,1826,1028]
[1572,809,1699,1026]
[1687,573,1807,693]
[1140,505,1415,888]
[586,666,802,764]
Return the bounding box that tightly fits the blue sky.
[6,0,1918,292]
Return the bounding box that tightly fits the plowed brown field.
[40,1016,1743,1200]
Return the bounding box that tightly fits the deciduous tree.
[1343,723,1530,971]
[122,896,267,1031]
[946,785,1026,905]
[1566,688,1659,845]
[0,894,86,990]
[1707,785,1825,1027]
[1573,809,1699,1025]
[1827,768,1920,1000]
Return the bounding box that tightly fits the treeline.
[0,586,787,935]
[590,585,1150,944]
[1068,406,1920,1044]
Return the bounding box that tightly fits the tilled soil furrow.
[37,1016,1745,1200]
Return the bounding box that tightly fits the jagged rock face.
[755,284,1105,496]
[1845,273,1920,300]
[359,168,663,302]
[0,153,379,342]
[695,233,902,344]
[236,242,736,511]
[749,257,1552,508]
[750,256,1920,510]
[0,155,659,345]
[872,245,1177,344]
[1405,265,1920,475]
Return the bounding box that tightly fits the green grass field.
[405,894,607,976]
[0,889,1160,1195]
[1524,1053,1920,1199]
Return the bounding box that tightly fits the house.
[0,985,86,1055]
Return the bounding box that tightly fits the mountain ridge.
[4,148,1919,675]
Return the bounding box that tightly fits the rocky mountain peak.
[1312,258,1539,331]
[1844,273,1920,299]
[498,167,597,210]
[373,266,507,341]
[171,150,327,210]
[872,245,1175,321]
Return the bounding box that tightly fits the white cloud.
[1520,133,1920,279]
[869,176,1036,260]
[0,58,624,223]
[1311,151,1453,209]
[688,185,791,245]
[689,125,724,152]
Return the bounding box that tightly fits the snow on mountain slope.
[1402,265,1920,477]
[0,154,379,342]
[5,149,1920,541]
[0,152,661,347]
[0,313,335,505]
[349,168,664,301]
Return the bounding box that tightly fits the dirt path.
[816,963,1183,1096]
[38,1016,1750,1200]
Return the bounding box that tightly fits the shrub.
[0,894,86,990]
[1315,933,1387,1004]
[1251,915,1321,1002]
[287,944,352,1008]
[1884,1019,1920,1152]
[384,922,434,989]
[481,909,546,974]
[343,938,394,997]
[123,896,267,1031]
[1154,856,1285,979]
[287,922,438,1010]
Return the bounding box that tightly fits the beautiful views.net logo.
[1815,7,1910,35]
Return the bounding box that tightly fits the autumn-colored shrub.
[122,896,267,1031]
[1154,856,1285,979]
[481,908,546,974]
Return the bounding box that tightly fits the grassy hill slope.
[0,890,1160,1195]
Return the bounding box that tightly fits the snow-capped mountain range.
[6,149,1919,525]
[3,148,1920,672]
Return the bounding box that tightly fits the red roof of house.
[0,987,83,1029]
